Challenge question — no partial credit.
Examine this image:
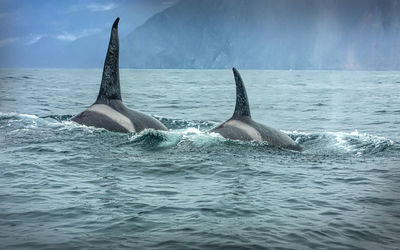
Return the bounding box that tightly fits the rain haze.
[1,0,399,69]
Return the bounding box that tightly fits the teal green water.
[1,69,399,249]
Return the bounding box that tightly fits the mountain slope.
[121,0,400,70]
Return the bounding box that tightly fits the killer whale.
[210,68,302,151]
[71,18,167,133]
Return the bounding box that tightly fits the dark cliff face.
[121,0,400,70]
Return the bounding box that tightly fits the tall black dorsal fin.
[232,67,251,118]
[96,17,121,104]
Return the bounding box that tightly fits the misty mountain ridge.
[121,0,400,70]
[1,35,109,68]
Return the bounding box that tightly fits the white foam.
[59,120,98,133]
[0,112,38,119]
[182,127,203,135]
[330,131,354,152]
[19,114,38,119]
[284,129,394,154]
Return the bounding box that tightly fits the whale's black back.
[210,68,302,151]
[71,18,167,133]
[96,18,121,104]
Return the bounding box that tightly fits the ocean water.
[0,69,399,249]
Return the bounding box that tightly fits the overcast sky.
[0,0,176,52]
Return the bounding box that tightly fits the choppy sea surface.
[0,69,399,249]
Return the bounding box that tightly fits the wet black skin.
[71,18,167,133]
[210,68,302,151]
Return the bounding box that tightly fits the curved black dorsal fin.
[232,67,251,118]
[96,17,121,104]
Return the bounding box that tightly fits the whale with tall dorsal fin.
[71,18,167,133]
[210,68,302,151]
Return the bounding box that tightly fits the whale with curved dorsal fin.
[210,68,302,151]
[71,18,167,133]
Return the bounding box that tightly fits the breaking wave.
[1,112,396,156]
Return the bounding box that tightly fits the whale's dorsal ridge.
[72,17,168,133]
[232,67,251,119]
[96,17,121,104]
[209,68,302,151]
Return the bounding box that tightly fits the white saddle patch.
[225,120,262,141]
[88,104,135,132]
